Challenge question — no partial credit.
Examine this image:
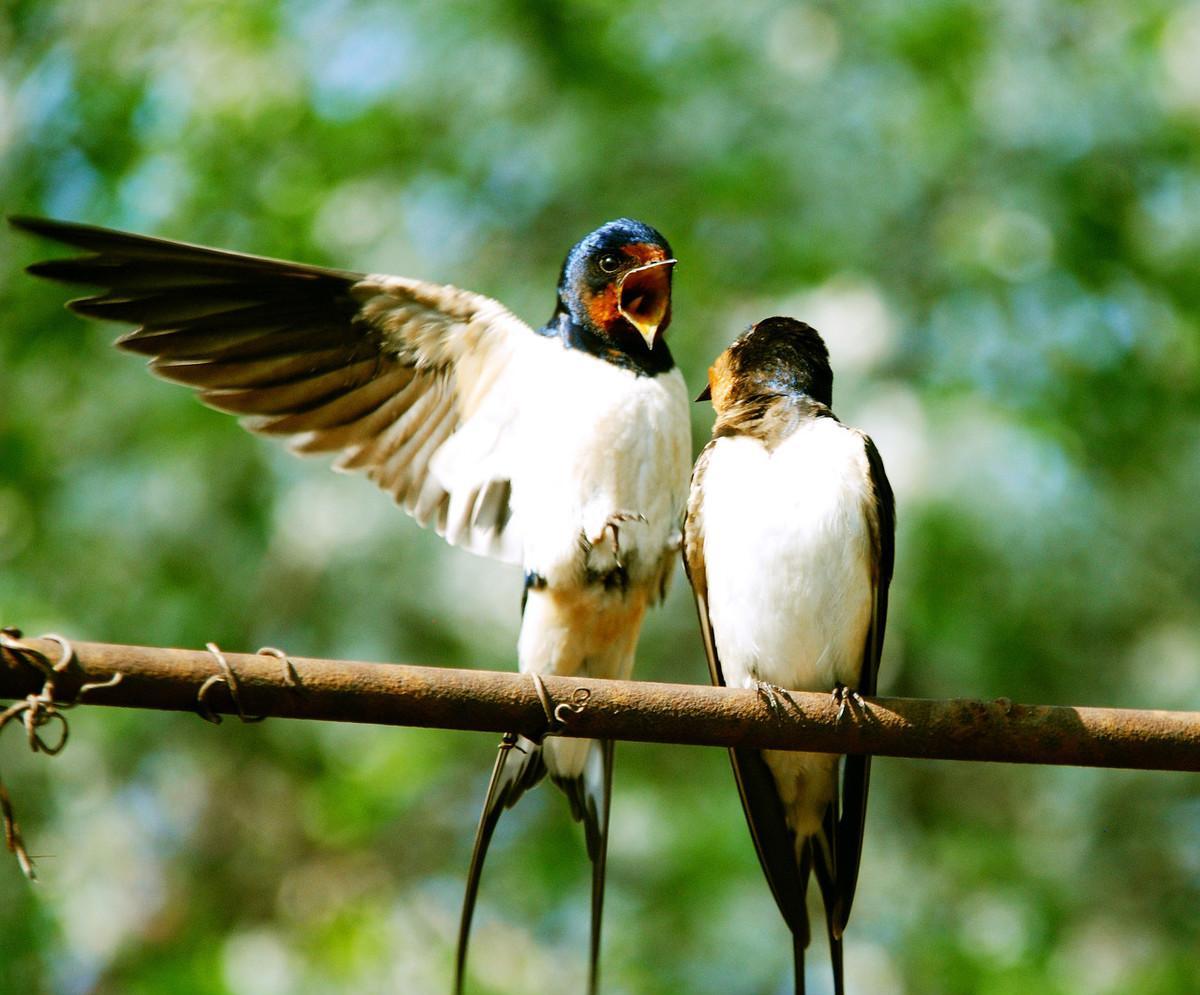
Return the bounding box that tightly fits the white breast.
[701,418,874,694]
[514,348,691,588]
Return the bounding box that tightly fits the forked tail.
[549,737,615,995]
[454,733,545,995]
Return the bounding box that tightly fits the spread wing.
[682,442,811,945]
[11,215,547,563]
[833,430,895,931]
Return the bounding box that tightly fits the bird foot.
[832,682,865,722]
[590,512,647,568]
[755,680,795,718]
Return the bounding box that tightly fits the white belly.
[702,420,874,693]
[515,350,690,590]
[700,419,874,838]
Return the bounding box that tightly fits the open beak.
[695,383,712,402]
[618,258,676,349]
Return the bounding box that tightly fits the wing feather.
[119,322,340,361]
[12,214,537,563]
[149,346,358,389]
[281,371,418,447]
[834,430,895,932]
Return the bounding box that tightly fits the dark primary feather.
[834,431,895,930]
[10,214,529,561]
[455,736,614,995]
[552,739,615,995]
[455,735,547,995]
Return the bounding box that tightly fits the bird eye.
[598,253,623,273]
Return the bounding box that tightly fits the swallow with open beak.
[11,214,691,994]
[683,317,895,995]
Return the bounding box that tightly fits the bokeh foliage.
[3,1,1199,992]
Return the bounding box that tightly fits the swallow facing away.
[683,317,894,995]
[11,214,692,994]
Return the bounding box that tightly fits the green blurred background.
[3,1,1199,992]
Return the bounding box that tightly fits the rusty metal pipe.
[2,636,1198,771]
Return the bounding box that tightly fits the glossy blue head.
[554,218,676,351]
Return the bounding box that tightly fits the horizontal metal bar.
[2,635,1198,771]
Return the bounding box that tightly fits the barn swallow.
[683,317,895,995]
[11,214,692,994]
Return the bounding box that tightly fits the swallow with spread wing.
[12,214,692,995]
[683,317,894,995]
